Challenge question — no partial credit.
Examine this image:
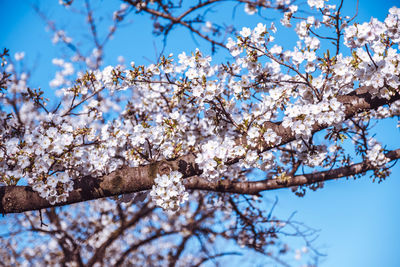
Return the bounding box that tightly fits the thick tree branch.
[1,88,399,214]
[0,154,198,214]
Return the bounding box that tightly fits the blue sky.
[1,0,400,266]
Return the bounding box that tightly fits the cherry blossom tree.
[1,0,400,265]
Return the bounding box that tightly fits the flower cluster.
[31,172,74,205]
[263,129,281,145]
[345,7,400,49]
[366,139,389,168]
[150,171,188,211]
[307,0,324,9]
[282,98,346,139]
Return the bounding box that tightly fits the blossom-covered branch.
[2,1,400,265]
[2,145,400,214]
[1,2,400,215]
